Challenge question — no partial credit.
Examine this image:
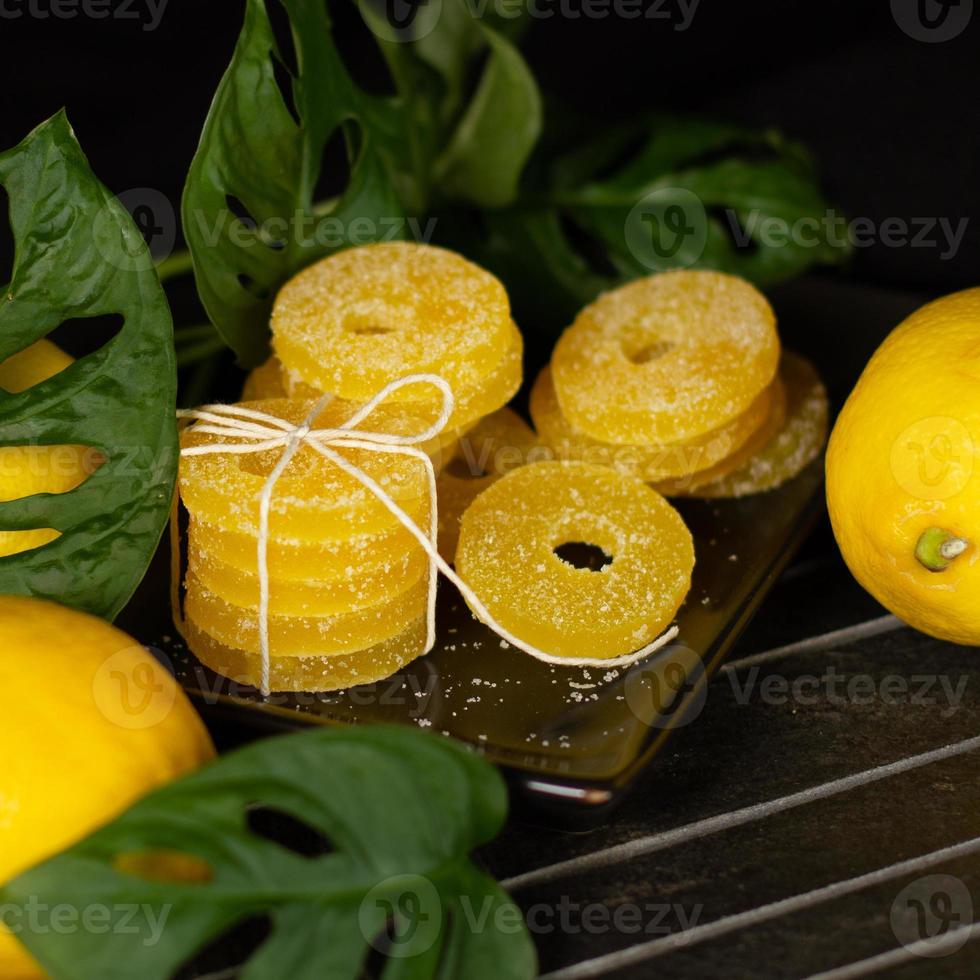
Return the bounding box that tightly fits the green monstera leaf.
[182,0,407,367]
[1,727,537,980]
[183,0,541,367]
[0,112,177,620]
[463,114,850,335]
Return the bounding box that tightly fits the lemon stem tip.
[916,527,969,572]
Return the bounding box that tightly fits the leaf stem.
[156,250,194,283]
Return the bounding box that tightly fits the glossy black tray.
[122,457,824,829]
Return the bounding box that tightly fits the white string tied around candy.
[178,374,679,696]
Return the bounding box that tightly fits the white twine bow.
[178,375,679,696]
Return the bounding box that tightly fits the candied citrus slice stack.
[531,364,775,483]
[436,408,539,561]
[179,398,437,539]
[272,242,514,401]
[184,571,429,657]
[189,514,427,581]
[280,320,524,435]
[183,614,428,692]
[242,357,462,469]
[551,270,780,445]
[684,352,828,498]
[655,375,789,496]
[456,461,694,659]
[187,536,428,616]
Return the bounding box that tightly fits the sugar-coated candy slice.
[183,614,427,693]
[189,514,428,582]
[271,242,513,401]
[242,363,461,468]
[456,461,694,659]
[436,408,539,561]
[179,398,433,540]
[283,320,524,435]
[241,357,288,400]
[530,365,775,483]
[551,270,780,445]
[184,571,428,657]
[655,375,788,495]
[187,536,427,616]
[685,352,828,498]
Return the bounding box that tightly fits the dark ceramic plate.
[122,458,824,830]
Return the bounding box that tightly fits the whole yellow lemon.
[0,596,215,978]
[0,341,102,558]
[826,288,979,645]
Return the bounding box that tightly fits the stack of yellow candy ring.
[176,392,452,693]
[180,243,531,693]
[262,241,523,445]
[535,269,828,497]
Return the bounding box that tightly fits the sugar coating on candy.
[436,408,540,562]
[241,357,287,400]
[179,398,434,539]
[183,614,427,693]
[271,242,513,399]
[551,270,780,445]
[184,571,428,657]
[456,461,694,659]
[531,365,774,483]
[187,535,427,616]
[283,320,525,434]
[656,376,789,496]
[189,513,430,581]
[689,352,828,498]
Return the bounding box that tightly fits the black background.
[0,0,978,323]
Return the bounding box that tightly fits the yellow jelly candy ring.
[187,535,427,616]
[687,352,828,499]
[241,357,288,400]
[243,360,461,469]
[271,242,513,401]
[283,320,524,435]
[436,408,540,562]
[179,398,432,540]
[189,514,429,582]
[655,374,789,496]
[455,461,694,659]
[551,269,780,446]
[183,614,428,693]
[530,365,775,483]
[184,571,428,658]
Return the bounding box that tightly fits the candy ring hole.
[554,541,613,572]
[343,312,397,338]
[623,338,674,365]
